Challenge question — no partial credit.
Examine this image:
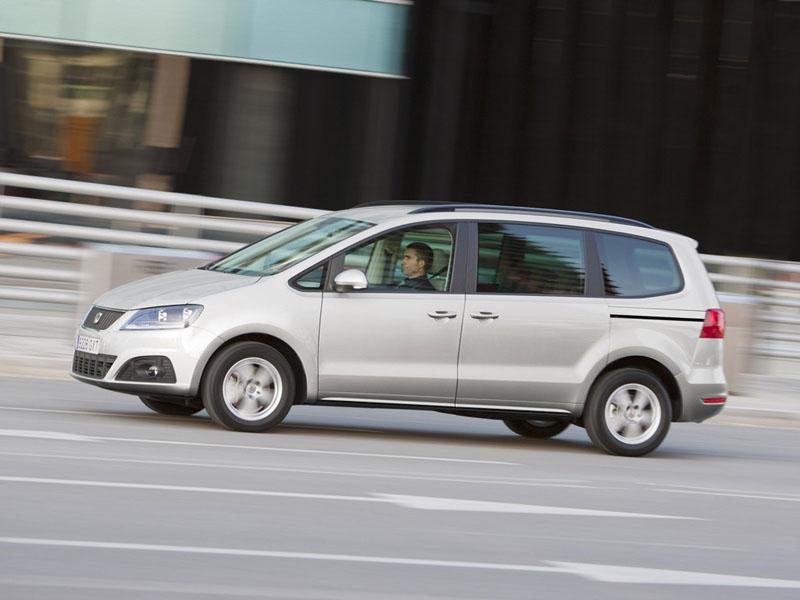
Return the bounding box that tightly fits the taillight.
[700,308,725,339]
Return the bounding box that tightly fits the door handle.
[428,310,458,320]
[470,311,499,320]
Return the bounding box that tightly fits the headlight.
[121,305,203,330]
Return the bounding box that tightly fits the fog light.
[116,356,176,383]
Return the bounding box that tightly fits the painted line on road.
[1,537,798,588]
[0,476,385,503]
[0,451,589,488]
[0,429,96,442]
[0,476,696,519]
[549,561,800,588]
[658,488,800,503]
[0,536,563,573]
[375,494,701,519]
[88,434,517,465]
[0,575,282,598]
[0,406,177,421]
[0,424,515,464]
[444,528,744,552]
[0,406,387,434]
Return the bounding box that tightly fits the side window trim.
[322,220,465,294]
[470,220,590,298]
[585,231,605,298]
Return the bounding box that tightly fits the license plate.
[75,335,100,355]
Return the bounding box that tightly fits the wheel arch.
[586,356,683,422]
[196,333,309,406]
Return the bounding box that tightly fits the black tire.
[139,396,203,416]
[583,368,672,457]
[503,419,570,439]
[201,341,295,433]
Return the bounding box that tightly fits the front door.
[318,223,465,405]
[456,222,609,411]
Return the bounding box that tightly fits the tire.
[201,341,295,433]
[139,396,203,416]
[584,368,672,457]
[503,419,570,439]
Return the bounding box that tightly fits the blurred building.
[1,0,800,261]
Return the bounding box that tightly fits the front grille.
[72,351,117,379]
[82,306,125,331]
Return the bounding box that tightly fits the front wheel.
[503,419,570,439]
[583,368,672,457]
[201,341,295,432]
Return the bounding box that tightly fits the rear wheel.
[201,341,295,432]
[584,368,672,457]
[139,396,203,416]
[503,419,570,439]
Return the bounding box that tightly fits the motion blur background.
[0,0,798,395]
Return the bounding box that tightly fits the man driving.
[396,242,435,291]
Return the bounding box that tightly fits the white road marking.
[0,476,384,503]
[0,537,562,574]
[0,429,96,442]
[446,528,744,552]
[0,476,687,519]
[2,537,798,588]
[0,451,588,488]
[376,494,701,519]
[551,561,800,588]
[88,434,516,465]
[0,406,173,420]
[658,488,800,503]
[0,425,515,465]
[0,405,391,434]
[0,575,286,598]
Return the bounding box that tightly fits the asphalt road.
[0,377,799,599]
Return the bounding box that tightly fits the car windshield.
[203,216,373,276]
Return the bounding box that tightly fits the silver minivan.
[71,204,727,456]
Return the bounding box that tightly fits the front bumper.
[70,321,220,397]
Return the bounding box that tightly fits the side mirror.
[333,269,368,292]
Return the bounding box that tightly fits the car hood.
[93,269,259,310]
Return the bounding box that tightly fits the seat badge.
[93,311,103,325]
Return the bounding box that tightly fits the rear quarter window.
[596,233,682,297]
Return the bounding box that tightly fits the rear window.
[596,233,682,297]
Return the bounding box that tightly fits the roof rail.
[408,204,655,229]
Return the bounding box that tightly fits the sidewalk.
[716,393,800,427]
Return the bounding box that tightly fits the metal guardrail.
[0,172,326,220]
[0,172,328,253]
[702,253,800,363]
[0,172,327,306]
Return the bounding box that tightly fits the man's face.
[401,248,425,278]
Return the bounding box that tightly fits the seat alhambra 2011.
[71,204,726,456]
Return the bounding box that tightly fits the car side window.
[340,225,455,292]
[293,264,327,290]
[596,233,682,297]
[477,223,586,295]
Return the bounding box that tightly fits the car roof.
[342,202,651,228]
[333,202,698,248]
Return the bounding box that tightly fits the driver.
[396,243,435,291]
